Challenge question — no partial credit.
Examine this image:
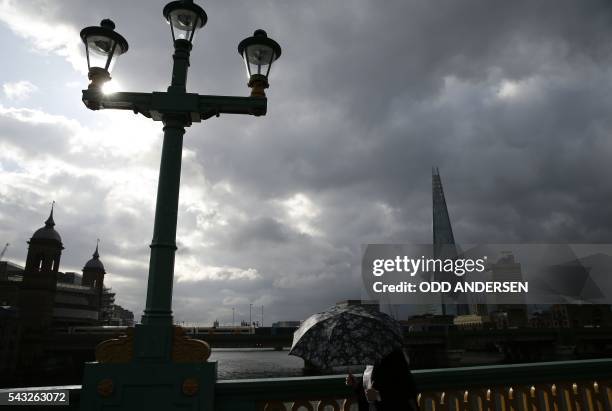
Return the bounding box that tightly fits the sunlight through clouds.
[496,78,538,101]
[69,112,162,158]
[176,261,260,283]
[102,79,122,95]
[279,193,322,237]
[497,79,522,99]
[0,0,85,73]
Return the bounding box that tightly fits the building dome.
[31,207,62,243]
[84,243,106,273]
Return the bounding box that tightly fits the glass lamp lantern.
[238,29,281,97]
[80,19,129,89]
[163,0,207,43]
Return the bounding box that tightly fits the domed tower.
[19,204,64,367]
[24,203,64,276]
[82,241,106,314]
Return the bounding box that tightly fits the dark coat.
[355,350,419,411]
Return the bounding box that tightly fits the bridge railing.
[2,359,611,410]
[215,359,612,411]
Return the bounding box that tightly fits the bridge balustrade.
[215,359,612,411]
[2,359,611,410]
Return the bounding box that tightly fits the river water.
[209,349,505,380]
[210,349,305,380]
[209,349,369,380]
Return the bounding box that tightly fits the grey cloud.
[228,217,294,247]
[2,0,612,325]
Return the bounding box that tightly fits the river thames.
[209,349,504,380]
[210,349,306,379]
[210,349,375,379]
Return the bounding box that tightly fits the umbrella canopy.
[289,305,404,369]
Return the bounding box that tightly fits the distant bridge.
[45,326,612,367]
[49,331,294,351]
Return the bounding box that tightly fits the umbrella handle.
[346,371,356,387]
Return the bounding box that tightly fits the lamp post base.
[80,361,217,411]
[80,325,214,411]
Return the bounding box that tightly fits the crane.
[0,243,9,260]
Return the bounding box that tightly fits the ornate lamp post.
[78,2,281,410]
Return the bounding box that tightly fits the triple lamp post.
[77,1,281,410]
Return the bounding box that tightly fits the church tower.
[23,204,63,276]
[82,240,106,316]
[19,204,64,366]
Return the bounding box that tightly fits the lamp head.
[238,29,281,97]
[80,19,129,90]
[163,0,207,44]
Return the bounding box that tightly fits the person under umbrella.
[346,348,419,411]
[289,304,419,410]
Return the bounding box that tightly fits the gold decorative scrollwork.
[95,327,134,363]
[316,399,340,411]
[172,325,211,363]
[291,400,314,411]
[257,379,612,411]
[340,398,355,411]
[97,378,114,397]
[182,377,199,396]
[264,401,288,411]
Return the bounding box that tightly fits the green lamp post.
[78,2,281,410]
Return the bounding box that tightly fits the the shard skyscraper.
[432,167,470,316]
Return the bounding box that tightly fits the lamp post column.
[142,118,185,326]
[168,39,192,94]
[141,39,192,327]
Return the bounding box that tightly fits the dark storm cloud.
[2,0,612,324]
[189,0,612,243]
[228,217,294,247]
[185,1,612,207]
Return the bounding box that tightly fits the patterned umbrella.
[289,305,404,369]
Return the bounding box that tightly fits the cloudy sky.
[1,0,612,325]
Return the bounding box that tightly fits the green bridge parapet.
[2,359,611,410]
